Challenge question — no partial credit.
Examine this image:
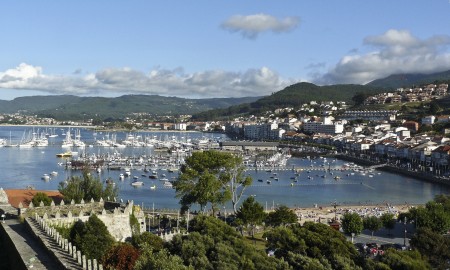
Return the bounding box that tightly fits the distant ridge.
[367,69,450,89]
[0,95,261,120]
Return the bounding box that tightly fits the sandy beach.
[292,203,418,225]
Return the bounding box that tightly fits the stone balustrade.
[32,213,104,270]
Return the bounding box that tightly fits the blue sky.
[1,0,450,99]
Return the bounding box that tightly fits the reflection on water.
[0,126,448,210]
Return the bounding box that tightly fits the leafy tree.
[341,212,363,236]
[264,222,360,269]
[265,205,298,227]
[31,192,53,206]
[235,196,266,238]
[174,150,251,214]
[131,231,164,252]
[363,216,382,237]
[167,215,287,270]
[352,92,369,106]
[380,212,396,235]
[410,227,450,269]
[71,215,115,260]
[58,169,117,203]
[380,249,431,270]
[134,248,193,270]
[102,243,140,270]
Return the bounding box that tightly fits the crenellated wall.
[22,198,146,242]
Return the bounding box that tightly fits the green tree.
[131,231,164,252]
[341,212,363,236]
[58,169,117,203]
[134,248,193,270]
[31,192,53,206]
[264,222,360,269]
[352,92,368,106]
[71,215,115,260]
[265,205,298,227]
[363,216,382,237]
[174,150,251,214]
[380,249,431,270]
[380,212,396,235]
[235,196,267,238]
[410,227,450,269]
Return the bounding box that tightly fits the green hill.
[367,69,450,89]
[192,82,383,120]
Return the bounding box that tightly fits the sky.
[1,0,450,100]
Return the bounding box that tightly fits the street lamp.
[403,217,408,247]
[331,200,339,221]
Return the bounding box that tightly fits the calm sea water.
[0,126,448,210]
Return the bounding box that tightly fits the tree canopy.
[236,196,266,238]
[70,214,115,260]
[363,215,382,237]
[265,205,298,227]
[58,169,117,203]
[174,150,252,214]
[31,192,53,206]
[341,212,363,236]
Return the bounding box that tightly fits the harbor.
[0,126,449,211]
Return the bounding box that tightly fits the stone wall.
[23,198,146,242]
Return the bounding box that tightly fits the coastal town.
[1,83,449,182]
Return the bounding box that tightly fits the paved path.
[2,219,64,269]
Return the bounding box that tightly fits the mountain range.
[1,69,450,121]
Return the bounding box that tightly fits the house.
[431,145,450,166]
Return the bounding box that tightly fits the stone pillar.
[65,239,69,252]
[68,242,72,255]
[98,264,103,270]
[73,246,77,259]
[88,259,92,270]
[93,259,98,270]
[77,251,82,265]
[82,255,86,269]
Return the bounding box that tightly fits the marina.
[0,126,449,210]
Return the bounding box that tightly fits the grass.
[243,231,268,251]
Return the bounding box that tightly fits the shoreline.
[291,203,417,225]
[334,154,450,187]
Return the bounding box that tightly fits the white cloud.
[221,13,299,39]
[315,29,450,85]
[0,63,293,98]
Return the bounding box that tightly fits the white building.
[174,123,187,131]
[303,121,344,134]
[243,123,285,140]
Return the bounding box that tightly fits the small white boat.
[119,174,125,180]
[150,185,156,190]
[131,181,144,186]
[41,174,50,181]
[133,176,139,179]
[50,171,58,176]
[163,181,173,188]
